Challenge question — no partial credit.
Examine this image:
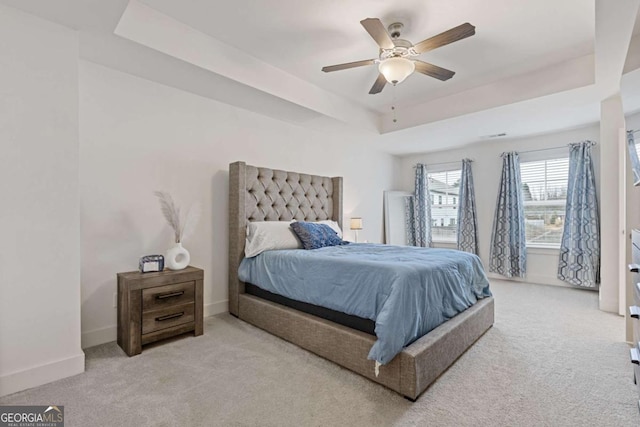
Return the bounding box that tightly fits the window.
[520,157,569,247]
[428,169,461,242]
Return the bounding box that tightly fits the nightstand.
[117,266,203,356]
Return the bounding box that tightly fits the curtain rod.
[516,145,569,155]
[500,141,598,157]
[413,159,472,168]
[630,129,640,134]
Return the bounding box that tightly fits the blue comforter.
[238,243,491,365]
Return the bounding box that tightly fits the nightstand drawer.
[142,303,194,334]
[632,315,640,348]
[142,281,195,312]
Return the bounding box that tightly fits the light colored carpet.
[1,280,637,426]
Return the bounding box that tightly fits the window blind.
[520,158,569,246]
[428,169,461,242]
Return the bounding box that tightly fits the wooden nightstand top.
[118,266,203,290]
[118,265,202,280]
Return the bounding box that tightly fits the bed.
[228,161,494,400]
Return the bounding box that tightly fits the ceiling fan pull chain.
[392,86,398,123]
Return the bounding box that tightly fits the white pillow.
[315,220,343,238]
[244,221,302,257]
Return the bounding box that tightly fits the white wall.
[79,61,398,348]
[0,6,84,396]
[599,95,626,314]
[397,125,601,288]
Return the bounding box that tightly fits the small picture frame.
[139,255,164,273]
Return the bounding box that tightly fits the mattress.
[245,283,376,335]
[238,243,492,364]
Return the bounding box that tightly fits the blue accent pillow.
[290,222,349,250]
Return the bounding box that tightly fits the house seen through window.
[428,169,461,242]
[520,157,569,247]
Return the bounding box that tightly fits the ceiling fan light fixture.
[322,19,475,94]
[379,57,415,85]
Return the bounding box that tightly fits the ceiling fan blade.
[413,23,475,54]
[369,73,387,94]
[414,60,455,81]
[322,59,376,73]
[360,18,395,50]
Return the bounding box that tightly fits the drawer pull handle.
[631,348,640,365]
[630,264,640,273]
[156,291,184,300]
[631,306,640,319]
[156,312,184,322]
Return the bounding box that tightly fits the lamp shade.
[378,57,415,85]
[350,217,363,230]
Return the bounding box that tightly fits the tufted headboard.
[228,161,343,316]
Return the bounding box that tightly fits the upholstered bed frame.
[228,161,494,400]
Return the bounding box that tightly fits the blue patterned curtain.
[557,141,600,287]
[405,196,416,245]
[457,159,478,254]
[406,164,432,247]
[627,131,640,185]
[490,152,526,277]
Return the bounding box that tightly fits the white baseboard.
[0,352,85,397]
[204,299,228,317]
[81,325,117,349]
[81,299,229,349]
[486,272,590,289]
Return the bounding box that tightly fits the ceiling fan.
[322,18,475,94]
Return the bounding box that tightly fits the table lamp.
[350,217,363,243]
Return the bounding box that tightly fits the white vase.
[165,242,190,270]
